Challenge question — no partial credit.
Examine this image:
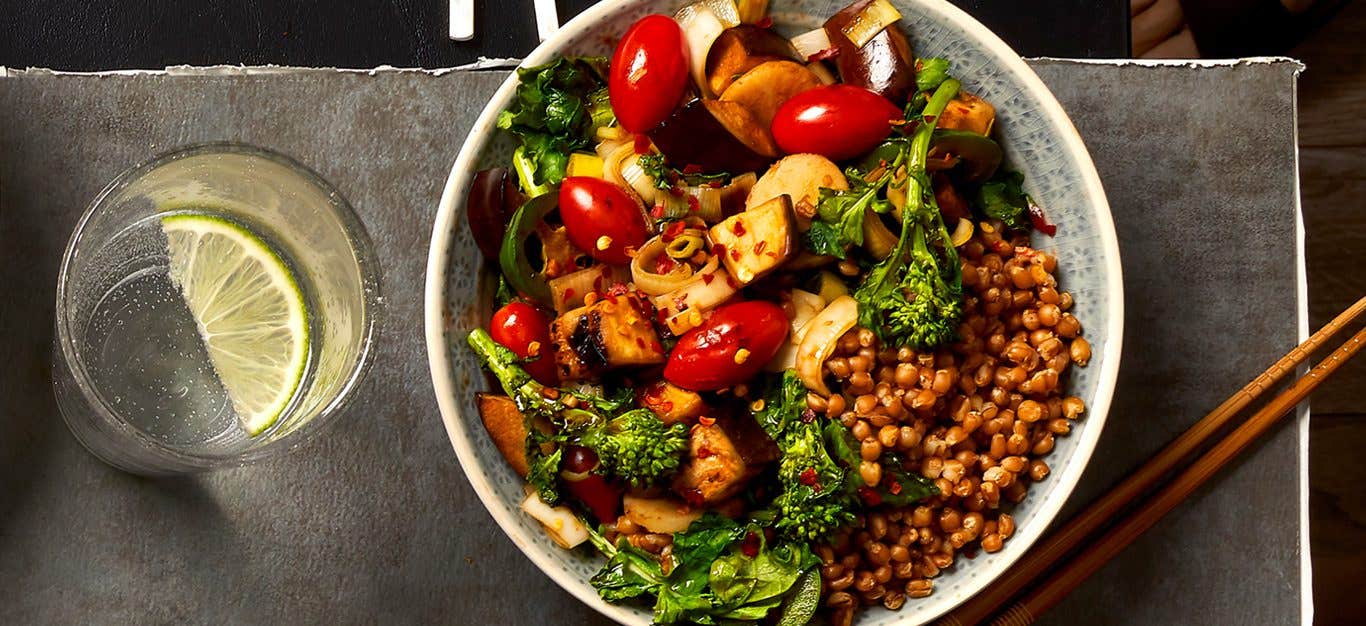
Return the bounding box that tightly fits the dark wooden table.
[0,0,1129,70]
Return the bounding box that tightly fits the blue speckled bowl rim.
[426,2,1123,624]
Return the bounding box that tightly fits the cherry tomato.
[664,301,789,391]
[610,14,691,133]
[564,472,622,524]
[490,301,557,385]
[771,85,903,161]
[559,177,651,265]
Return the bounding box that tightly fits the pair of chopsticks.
[450,0,560,42]
[936,294,1366,626]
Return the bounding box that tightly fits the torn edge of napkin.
[1,56,1303,79]
[0,57,524,78]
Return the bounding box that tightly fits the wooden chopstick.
[937,295,1366,626]
[533,0,560,42]
[989,322,1366,625]
[449,0,474,41]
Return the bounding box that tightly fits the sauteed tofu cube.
[550,293,665,380]
[637,380,709,425]
[673,422,749,506]
[673,416,779,506]
[937,91,997,136]
[708,195,798,286]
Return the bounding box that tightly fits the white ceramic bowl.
[426,1,1123,623]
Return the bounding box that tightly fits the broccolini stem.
[903,78,961,234]
[468,328,601,425]
[468,328,534,394]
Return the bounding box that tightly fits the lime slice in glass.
[161,214,309,436]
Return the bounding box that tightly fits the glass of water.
[54,143,382,474]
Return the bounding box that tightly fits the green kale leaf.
[974,170,1030,231]
[497,57,614,195]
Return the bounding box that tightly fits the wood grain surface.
[1290,1,1366,623]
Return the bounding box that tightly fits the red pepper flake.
[755,15,774,29]
[564,287,576,299]
[711,243,727,257]
[698,415,716,427]
[731,219,746,236]
[753,240,767,255]
[963,548,979,560]
[701,272,715,285]
[686,195,700,213]
[662,220,686,241]
[858,486,882,506]
[808,47,839,63]
[888,480,903,495]
[741,531,761,558]
[643,384,662,403]
[634,337,645,349]
[729,248,742,261]
[654,254,677,275]
[725,274,741,290]
[799,468,818,486]
[991,240,1013,255]
[607,283,629,297]
[657,400,673,413]
[707,180,723,189]
[682,163,704,175]
[923,114,937,124]
[1029,201,1058,236]
[633,134,651,154]
[696,446,714,459]
[651,341,663,353]
[650,203,666,219]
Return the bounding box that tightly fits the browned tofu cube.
[549,293,665,381]
[708,195,798,285]
[673,423,749,506]
[937,92,996,136]
[637,380,709,425]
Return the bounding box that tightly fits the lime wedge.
[161,214,309,436]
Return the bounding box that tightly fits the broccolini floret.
[855,78,965,350]
[880,223,964,349]
[753,372,859,543]
[578,409,690,488]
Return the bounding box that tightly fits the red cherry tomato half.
[771,85,904,161]
[559,177,651,265]
[564,473,622,524]
[664,301,789,391]
[490,301,557,385]
[610,14,691,133]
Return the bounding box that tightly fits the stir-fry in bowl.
[427,1,1122,624]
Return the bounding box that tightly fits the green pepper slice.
[930,129,1003,182]
[499,192,558,306]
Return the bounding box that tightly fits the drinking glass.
[53,143,382,474]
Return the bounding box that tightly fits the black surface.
[0,0,1129,71]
